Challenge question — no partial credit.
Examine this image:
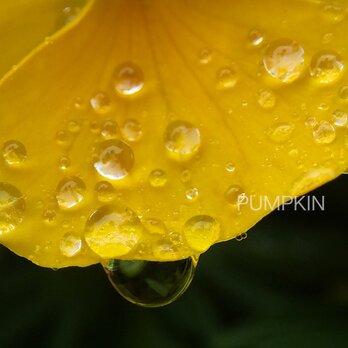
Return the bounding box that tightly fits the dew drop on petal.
[185,187,199,202]
[95,181,115,203]
[58,156,71,172]
[312,121,336,144]
[332,110,348,127]
[149,169,167,188]
[1,140,27,166]
[121,119,142,142]
[101,120,118,139]
[257,89,276,109]
[142,218,167,235]
[90,91,111,114]
[113,62,144,96]
[217,67,238,89]
[263,38,305,83]
[60,233,82,257]
[56,176,86,210]
[225,162,236,173]
[248,29,264,47]
[93,139,134,180]
[180,169,192,183]
[85,205,143,258]
[183,215,220,252]
[339,85,348,101]
[198,48,212,64]
[67,120,81,133]
[104,257,195,307]
[225,185,246,206]
[164,121,201,161]
[310,50,344,84]
[321,4,346,23]
[0,183,25,235]
[268,123,295,143]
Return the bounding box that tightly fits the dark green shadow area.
[0,175,347,348]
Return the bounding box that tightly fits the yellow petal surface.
[0,0,87,78]
[0,0,347,268]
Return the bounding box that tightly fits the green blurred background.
[1,175,347,348]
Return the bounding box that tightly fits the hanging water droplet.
[101,120,118,139]
[90,91,111,114]
[164,121,201,161]
[236,232,248,242]
[121,119,142,142]
[185,187,199,201]
[104,257,195,307]
[183,215,220,252]
[339,85,348,101]
[60,232,82,257]
[93,139,134,180]
[310,50,344,84]
[263,38,305,83]
[332,110,348,127]
[85,205,142,258]
[149,169,167,188]
[312,121,336,144]
[257,89,276,109]
[225,162,236,173]
[248,29,264,47]
[217,67,238,89]
[95,181,115,202]
[1,140,27,166]
[0,183,25,235]
[198,48,212,64]
[268,123,295,143]
[113,62,144,96]
[56,176,86,210]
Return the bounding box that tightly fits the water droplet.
[322,32,333,45]
[180,169,192,183]
[164,121,201,161]
[236,232,247,242]
[85,204,143,258]
[121,119,142,142]
[90,121,100,134]
[0,183,25,235]
[185,187,199,201]
[149,169,167,188]
[310,50,344,84]
[74,96,85,110]
[322,4,346,22]
[58,156,71,171]
[332,110,348,127]
[248,29,264,47]
[312,121,336,144]
[225,162,236,173]
[339,85,348,101]
[1,140,27,166]
[90,91,111,114]
[268,123,295,143]
[217,67,238,89]
[305,116,318,128]
[95,181,115,202]
[67,120,81,133]
[60,233,82,257]
[101,120,118,139]
[62,6,81,24]
[104,257,195,307]
[263,39,305,83]
[225,185,245,206]
[198,48,212,64]
[56,130,70,146]
[183,215,220,252]
[93,139,134,180]
[56,176,86,210]
[114,62,144,96]
[142,218,167,235]
[43,209,57,224]
[257,89,276,109]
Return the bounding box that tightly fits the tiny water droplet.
[164,121,201,161]
[225,185,245,206]
[263,39,305,83]
[339,85,348,101]
[56,176,86,210]
[60,233,82,257]
[184,215,220,252]
[85,205,143,258]
[142,218,167,235]
[305,116,318,128]
[90,91,111,114]
[104,257,195,307]
[217,67,238,89]
[56,130,70,146]
[321,32,333,45]
[257,89,276,109]
[89,121,100,134]
[149,169,167,188]
[180,169,192,183]
[101,120,118,139]
[93,139,134,180]
[268,123,295,143]
[95,181,115,202]
[0,183,25,235]
[114,62,144,96]
[67,120,81,133]
[58,156,71,171]
[225,162,236,173]
[322,4,346,22]
[310,50,344,84]
[43,209,57,224]
[185,187,199,201]
[332,110,348,127]
[312,121,336,144]
[248,29,264,47]
[121,119,142,142]
[1,140,27,166]
[198,48,212,64]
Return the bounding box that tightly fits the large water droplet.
[60,232,82,257]
[93,139,134,180]
[114,63,144,96]
[164,121,201,161]
[184,215,220,252]
[0,183,25,235]
[312,121,336,144]
[263,39,305,83]
[310,50,344,84]
[85,204,143,258]
[1,140,27,166]
[56,176,86,210]
[104,257,195,307]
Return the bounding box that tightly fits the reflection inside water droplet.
[104,257,196,307]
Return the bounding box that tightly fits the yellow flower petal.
[0,0,347,267]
